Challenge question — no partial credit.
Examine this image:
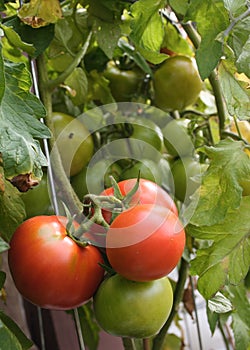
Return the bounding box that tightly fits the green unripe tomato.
[104,62,144,102]
[51,112,94,177]
[171,157,203,202]
[71,160,122,199]
[162,118,194,158]
[153,55,203,111]
[119,159,162,185]
[93,274,173,338]
[21,173,51,218]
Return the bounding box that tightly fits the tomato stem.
[45,31,93,90]
[36,54,83,216]
[122,337,137,350]
[181,21,227,136]
[143,338,151,350]
[152,258,189,350]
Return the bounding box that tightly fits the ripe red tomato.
[100,178,178,223]
[106,204,186,282]
[8,216,104,310]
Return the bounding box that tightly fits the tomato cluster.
[92,178,186,338]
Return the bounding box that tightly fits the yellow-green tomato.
[153,55,203,111]
[51,112,94,176]
[93,274,173,338]
[162,118,194,158]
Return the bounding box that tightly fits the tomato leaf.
[218,60,250,119]
[0,59,50,180]
[0,24,35,56]
[0,310,33,350]
[4,16,55,58]
[64,67,88,106]
[18,0,62,28]
[186,138,250,226]
[0,171,26,242]
[228,283,250,350]
[95,20,121,59]
[130,0,167,64]
[208,292,233,314]
[0,237,9,253]
[185,0,229,79]
[188,196,250,299]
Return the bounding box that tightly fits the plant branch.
[143,338,151,350]
[122,337,137,350]
[152,258,189,350]
[223,4,250,38]
[181,21,227,134]
[36,54,83,216]
[45,31,92,90]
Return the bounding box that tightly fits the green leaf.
[0,24,35,56]
[4,16,55,58]
[185,0,229,79]
[227,283,250,350]
[0,236,9,253]
[186,138,250,226]
[0,311,33,350]
[76,303,100,350]
[219,60,250,119]
[0,171,26,242]
[168,0,190,16]
[130,0,167,64]
[95,20,121,59]
[223,0,249,17]
[0,60,50,180]
[188,196,250,299]
[162,21,193,56]
[236,36,250,77]
[64,67,88,106]
[208,292,233,313]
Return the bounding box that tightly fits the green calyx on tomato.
[100,178,178,223]
[51,112,94,177]
[93,274,173,338]
[8,216,104,310]
[104,61,144,102]
[106,203,185,282]
[153,55,203,111]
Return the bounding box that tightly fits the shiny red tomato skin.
[8,216,104,310]
[101,178,178,222]
[106,204,186,282]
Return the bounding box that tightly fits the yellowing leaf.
[18,0,62,28]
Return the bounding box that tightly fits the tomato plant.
[153,55,203,111]
[1,1,250,350]
[104,61,144,102]
[8,216,104,310]
[106,204,186,282]
[93,274,173,338]
[51,112,94,176]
